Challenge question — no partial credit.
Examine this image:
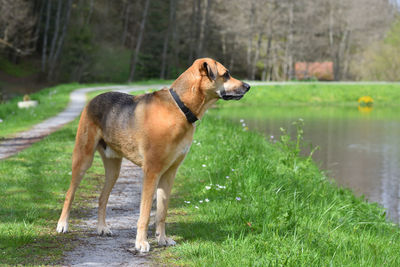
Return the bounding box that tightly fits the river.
[214,105,400,223]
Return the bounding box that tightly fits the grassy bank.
[0,118,106,265]
[222,83,400,107]
[160,116,400,266]
[213,105,400,121]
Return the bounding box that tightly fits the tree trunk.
[246,2,256,79]
[342,31,351,80]
[128,0,151,82]
[221,32,227,64]
[334,29,350,81]
[288,0,294,80]
[121,2,131,46]
[187,0,197,64]
[160,0,176,79]
[85,0,94,26]
[250,32,262,80]
[48,0,73,81]
[48,0,62,68]
[169,0,179,78]
[284,0,294,80]
[41,0,51,72]
[32,0,45,51]
[261,36,272,81]
[229,36,236,71]
[197,0,212,58]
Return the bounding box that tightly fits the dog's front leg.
[156,158,183,246]
[135,169,161,253]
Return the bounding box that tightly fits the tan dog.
[56,58,250,252]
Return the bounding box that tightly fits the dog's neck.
[171,74,217,121]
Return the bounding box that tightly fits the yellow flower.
[358,96,373,104]
[358,96,373,107]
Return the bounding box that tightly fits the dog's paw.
[97,225,113,236]
[158,236,176,247]
[135,240,150,253]
[56,221,68,233]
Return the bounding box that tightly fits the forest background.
[0,0,400,95]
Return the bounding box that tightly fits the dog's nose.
[242,82,250,92]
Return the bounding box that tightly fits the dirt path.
[63,160,151,266]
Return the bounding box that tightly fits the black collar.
[169,88,198,124]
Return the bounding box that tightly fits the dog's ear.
[202,61,217,81]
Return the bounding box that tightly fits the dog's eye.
[223,71,230,80]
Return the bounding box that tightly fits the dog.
[56,58,250,252]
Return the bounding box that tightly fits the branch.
[0,38,21,53]
[0,38,32,56]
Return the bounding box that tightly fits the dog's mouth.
[218,82,250,101]
[220,94,244,100]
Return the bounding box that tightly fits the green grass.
[0,118,106,265]
[223,83,400,107]
[159,116,400,266]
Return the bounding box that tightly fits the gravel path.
[63,160,152,266]
[0,84,167,266]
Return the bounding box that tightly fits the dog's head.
[193,58,250,100]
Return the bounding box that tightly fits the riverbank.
[159,115,400,266]
[222,83,400,107]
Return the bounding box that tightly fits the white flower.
[197,142,201,146]
[184,201,191,204]
[240,119,244,123]
[193,140,197,144]
[202,164,207,167]
[199,200,203,203]
[0,118,3,123]
[205,186,211,190]
[226,176,230,179]
[231,168,235,171]
[270,135,274,139]
[235,197,241,201]
[242,123,246,127]
[205,198,210,202]
[195,206,199,209]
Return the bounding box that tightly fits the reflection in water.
[218,106,400,222]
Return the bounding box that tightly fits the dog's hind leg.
[57,109,100,233]
[96,148,122,236]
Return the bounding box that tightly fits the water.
[215,105,400,222]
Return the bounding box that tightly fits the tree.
[128,0,151,82]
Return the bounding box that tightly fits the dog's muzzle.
[218,83,251,100]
